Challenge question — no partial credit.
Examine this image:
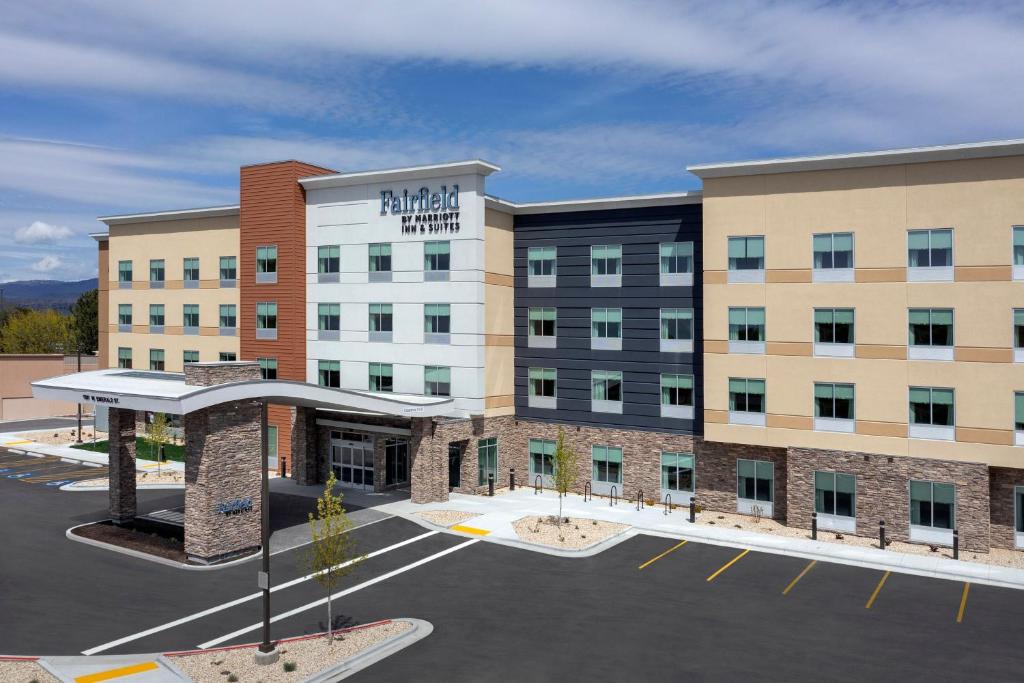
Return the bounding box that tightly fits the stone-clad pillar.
[410,417,448,504]
[108,407,137,525]
[290,406,319,486]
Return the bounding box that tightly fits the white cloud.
[14,221,74,244]
[30,254,62,272]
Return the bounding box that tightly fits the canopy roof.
[32,369,459,418]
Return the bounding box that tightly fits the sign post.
[255,401,279,665]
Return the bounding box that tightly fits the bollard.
[811,511,817,541]
[488,473,495,497]
[689,499,696,524]
[879,520,886,550]
[509,467,516,491]
[282,456,288,479]
[953,528,959,560]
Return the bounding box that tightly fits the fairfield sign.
[380,185,461,235]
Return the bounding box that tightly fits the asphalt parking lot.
[1,446,1023,682]
[0,450,107,487]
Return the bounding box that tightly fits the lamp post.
[255,401,279,665]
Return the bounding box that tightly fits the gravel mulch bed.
[74,469,184,488]
[415,510,482,527]
[694,510,1024,569]
[71,520,186,563]
[0,660,59,683]
[170,621,411,682]
[513,515,629,550]
[15,428,106,446]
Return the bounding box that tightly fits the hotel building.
[91,139,1024,553]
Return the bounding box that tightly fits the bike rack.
[583,481,592,503]
[635,489,644,511]
[534,475,542,495]
[664,493,672,515]
[609,485,618,507]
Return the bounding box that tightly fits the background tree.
[553,427,578,527]
[304,472,361,642]
[145,412,172,473]
[70,288,98,354]
[0,308,71,353]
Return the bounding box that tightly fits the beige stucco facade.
[483,207,515,416]
[702,154,1024,468]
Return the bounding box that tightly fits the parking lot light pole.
[255,401,279,666]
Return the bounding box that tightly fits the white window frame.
[591,307,623,351]
[811,232,855,282]
[813,308,855,358]
[907,228,953,282]
[528,307,557,349]
[659,241,694,287]
[907,308,954,361]
[590,245,622,288]
[660,308,694,353]
[727,235,765,284]
[813,382,855,433]
[527,246,557,288]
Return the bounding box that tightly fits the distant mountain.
[0,278,98,310]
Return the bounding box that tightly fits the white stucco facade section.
[305,172,488,415]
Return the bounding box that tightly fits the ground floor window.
[1015,487,1024,545]
[267,425,278,469]
[661,452,694,493]
[814,470,855,518]
[592,445,623,485]
[219,352,236,362]
[478,437,497,485]
[183,350,199,364]
[385,438,409,486]
[910,480,955,529]
[737,459,773,503]
[529,438,555,482]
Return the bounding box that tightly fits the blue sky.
[1,0,1022,282]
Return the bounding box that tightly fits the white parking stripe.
[198,539,479,649]
[82,529,438,655]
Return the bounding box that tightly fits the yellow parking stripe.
[638,539,688,570]
[956,582,970,623]
[75,661,159,683]
[865,571,891,609]
[706,549,749,582]
[782,560,817,595]
[3,439,33,445]
[450,524,491,536]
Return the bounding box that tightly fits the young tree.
[70,289,99,354]
[146,413,172,474]
[304,472,361,642]
[552,427,578,527]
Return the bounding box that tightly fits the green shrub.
[283,661,297,672]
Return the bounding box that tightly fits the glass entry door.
[331,435,374,491]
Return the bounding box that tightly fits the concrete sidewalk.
[1,430,186,474]
[379,488,1024,590]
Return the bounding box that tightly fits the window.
[661,374,694,419]
[118,260,132,288]
[729,378,766,426]
[424,366,451,396]
[528,367,556,409]
[219,304,236,334]
[219,352,236,362]
[1015,486,1024,547]
[424,241,450,280]
[424,304,450,343]
[256,246,277,283]
[118,304,132,331]
[258,357,277,380]
[737,459,774,511]
[149,348,165,371]
[528,307,556,348]
[812,233,854,281]
[478,437,498,486]
[907,229,953,280]
[183,350,199,364]
[117,347,132,369]
[369,303,393,342]
[814,383,855,432]
[528,246,556,286]
[369,362,393,392]
[1015,392,1024,446]
[591,370,623,413]
[183,304,199,334]
[909,386,955,440]
[591,245,622,287]
[660,308,693,352]
[814,308,854,356]
[267,425,279,469]
[317,245,340,282]
[727,236,765,282]
[592,445,623,491]
[1014,227,1024,280]
[529,438,556,483]
[149,304,165,330]
[728,307,765,353]
[318,303,341,340]
[591,308,622,350]
[368,243,392,281]
[660,242,694,286]
[183,257,199,287]
[908,309,953,360]
[910,480,955,532]
[661,452,695,499]
[219,256,237,285]
[318,360,341,388]
[149,259,165,287]
[385,438,409,486]
[256,302,277,340]
[815,471,856,521]
[1015,310,1024,363]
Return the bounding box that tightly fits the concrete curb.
[300,618,433,682]
[60,483,185,492]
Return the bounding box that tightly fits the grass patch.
[72,437,185,462]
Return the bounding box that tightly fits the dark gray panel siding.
[513,204,702,435]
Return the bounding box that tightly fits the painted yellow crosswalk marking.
[638,539,688,569]
[450,524,491,536]
[706,549,749,582]
[74,661,158,683]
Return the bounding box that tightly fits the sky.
[1,0,1022,283]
